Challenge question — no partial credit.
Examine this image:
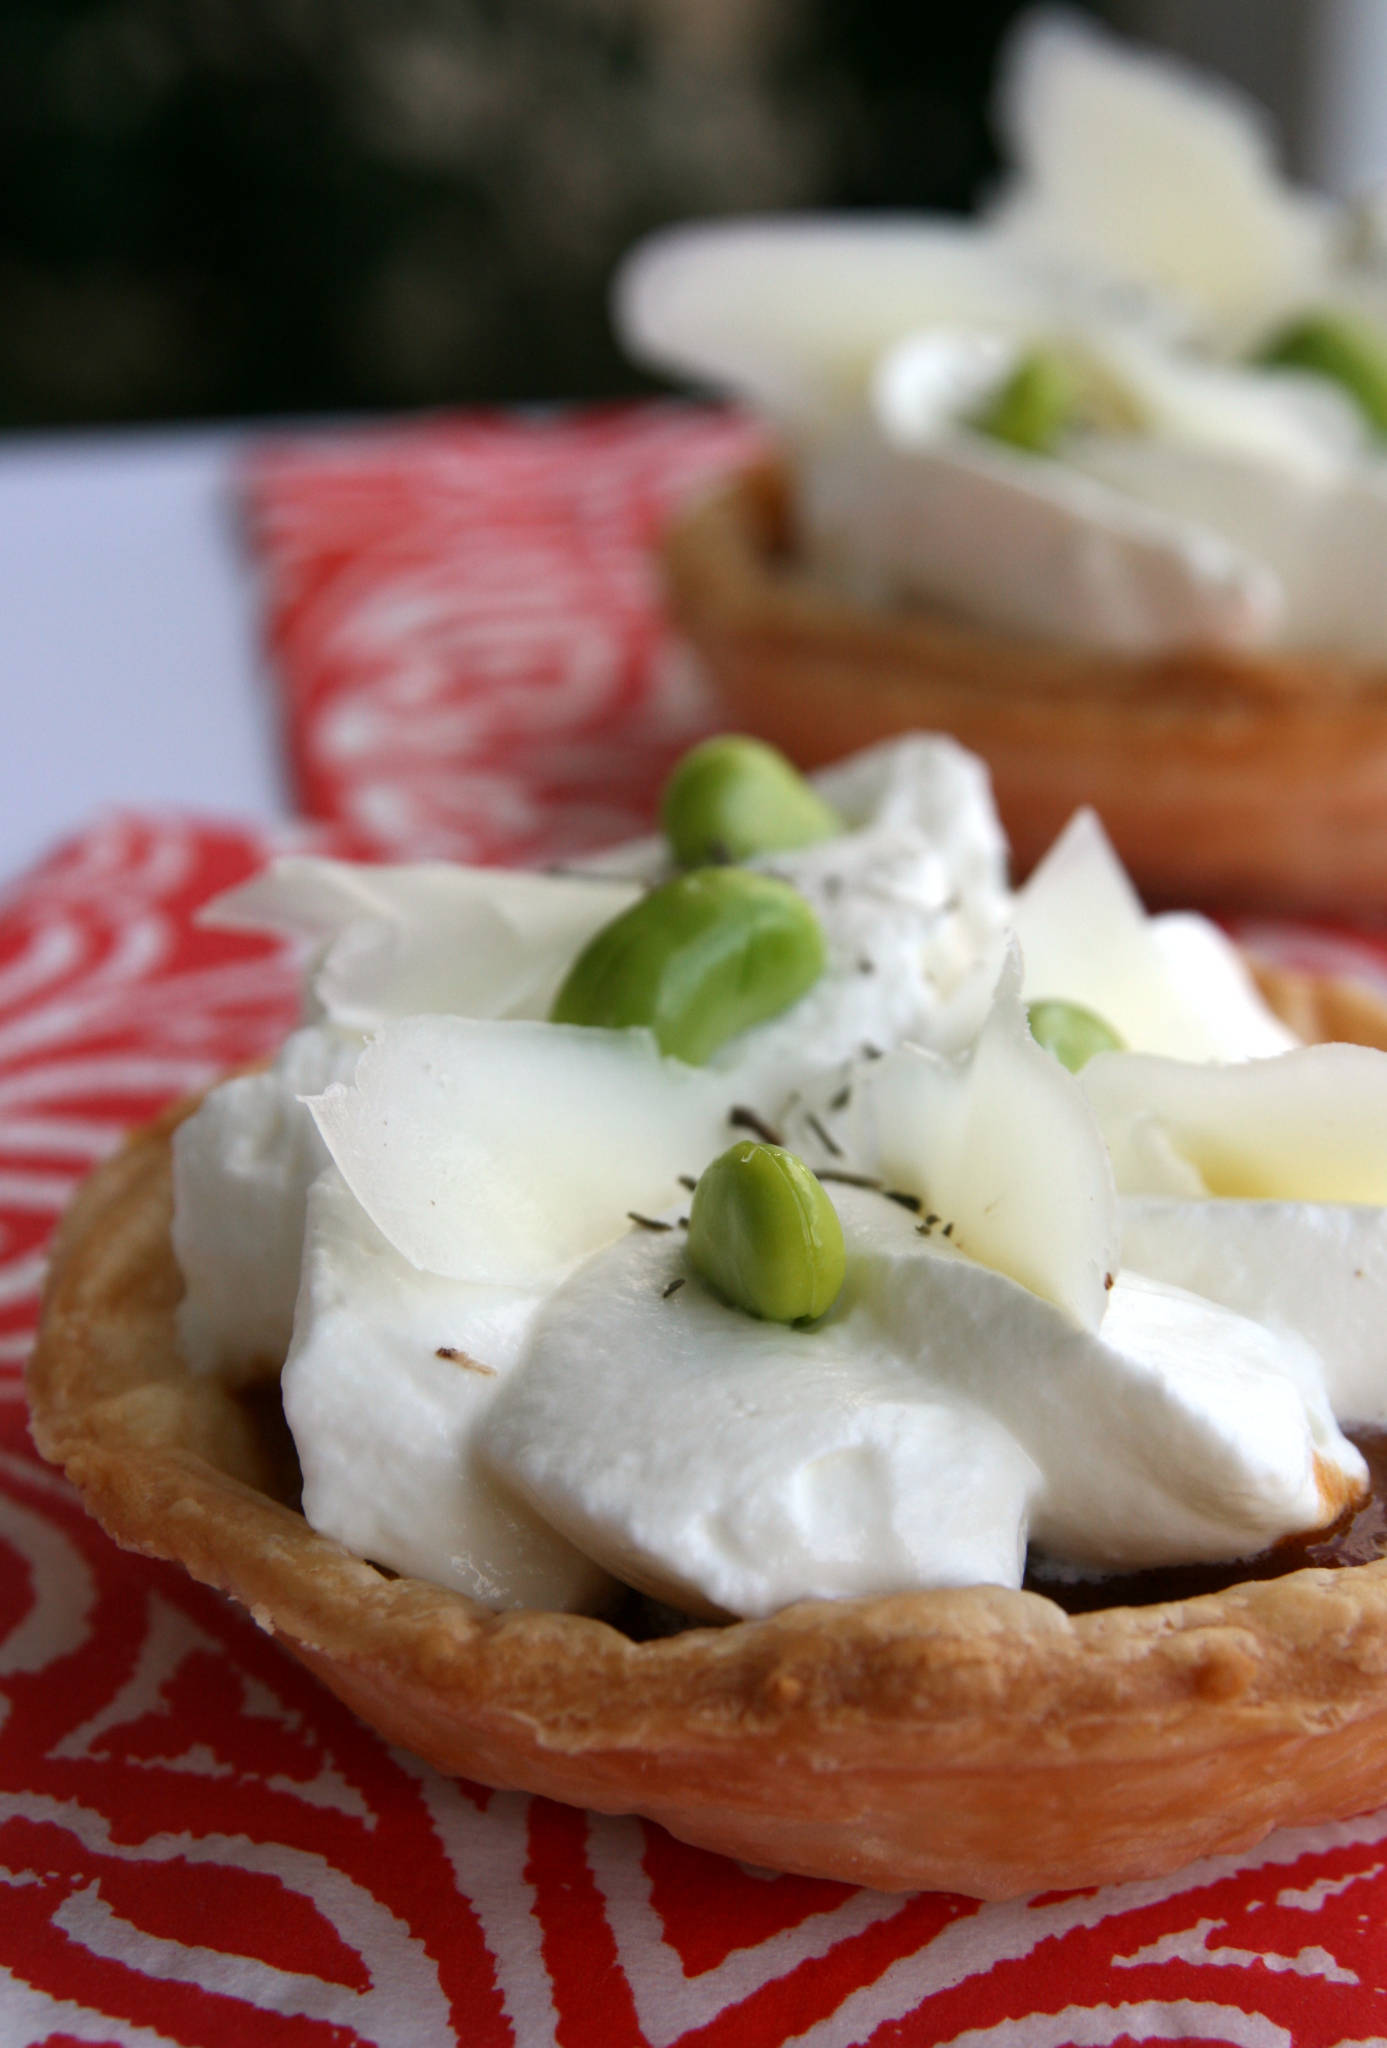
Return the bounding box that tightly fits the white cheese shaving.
[614,216,1064,424]
[989,10,1333,343]
[831,945,1119,1331]
[1083,1041,1387,1202]
[305,1017,730,1284]
[1011,808,1297,1060]
[206,856,642,1032]
[172,1025,360,1383]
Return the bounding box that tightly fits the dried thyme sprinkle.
[436,1346,497,1375]
[628,1211,673,1231]
[815,1167,881,1189]
[857,956,875,975]
[861,1041,883,1060]
[829,1083,851,1111]
[1104,1271,1115,1291]
[805,1111,843,1158]
[730,1103,783,1146]
[678,1173,698,1192]
[884,1189,922,1212]
[942,1221,954,1238]
[924,1213,940,1227]
[662,1276,686,1299]
[542,863,647,884]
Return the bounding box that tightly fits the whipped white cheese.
[1120,1197,1387,1429]
[284,1168,614,1610]
[173,734,1383,1620]
[483,1194,1045,1618]
[482,1186,1355,1616]
[796,418,1283,655]
[621,733,1013,1086]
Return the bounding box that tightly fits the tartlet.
[662,460,1387,916]
[28,961,1387,1901]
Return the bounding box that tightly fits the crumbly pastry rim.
[662,462,1387,914]
[26,963,1387,1898]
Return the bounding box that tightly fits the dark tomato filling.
[1025,1426,1387,1614]
[249,1380,1387,1629]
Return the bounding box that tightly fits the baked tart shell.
[662,462,1387,915]
[26,963,1387,1900]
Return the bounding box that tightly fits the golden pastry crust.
[26,963,1387,1899]
[663,462,1387,914]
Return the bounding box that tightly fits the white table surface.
[1,424,288,885]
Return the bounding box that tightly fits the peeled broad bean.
[661,735,841,867]
[687,1140,846,1323]
[1027,998,1125,1073]
[972,348,1077,454]
[1256,310,1387,437]
[549,866,826,1063]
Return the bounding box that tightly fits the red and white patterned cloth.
[8,405,1387,2045]
[247,405,762,865]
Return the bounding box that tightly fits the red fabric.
[7,404,1387,2043]
[245,404,763,866]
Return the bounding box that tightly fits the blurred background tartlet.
[616,15,1387,909]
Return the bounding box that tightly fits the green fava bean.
[688,1140,846,1323]
[1256,310,1387,438]
[972,348,1078,455]
[1027,998,1125,1074]
[549,866,826,1064]
[661,735,841,868]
